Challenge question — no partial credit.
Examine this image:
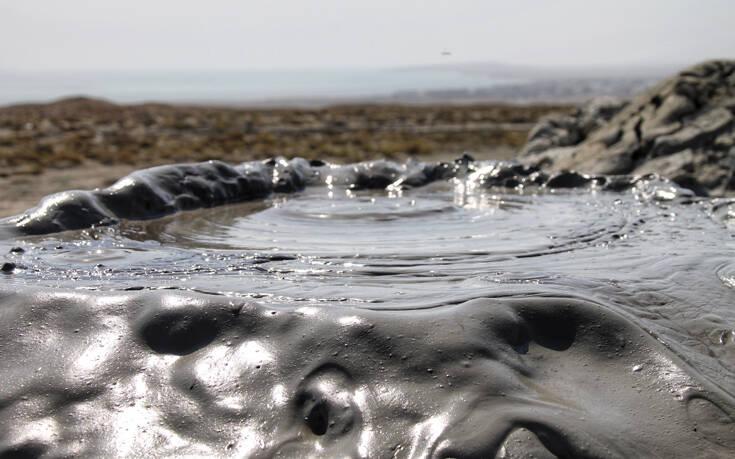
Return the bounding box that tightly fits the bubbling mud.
[0,158,734,458]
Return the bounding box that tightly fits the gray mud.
[1,157,734,458]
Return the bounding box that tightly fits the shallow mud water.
[0,159,734,458]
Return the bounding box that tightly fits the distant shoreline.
[0,63,665,107]
[0,76,652,109]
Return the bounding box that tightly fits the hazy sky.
[1,0,733,71]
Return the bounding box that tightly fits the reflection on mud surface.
[1,160,734,457]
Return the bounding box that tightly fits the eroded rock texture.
[521,60,735,196]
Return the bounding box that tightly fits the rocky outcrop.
[520,60,735,196]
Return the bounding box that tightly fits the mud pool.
[0,158,733,457]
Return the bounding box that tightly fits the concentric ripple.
[1,161,735,457]
[127,184,631,258]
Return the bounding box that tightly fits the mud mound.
[2,156,689,235]
[1,156,735,457]
[0,288,733,457]
[521,60,735,196]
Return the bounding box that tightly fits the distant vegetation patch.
[0,97,572,175]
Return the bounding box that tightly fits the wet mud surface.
[1,158,734,457]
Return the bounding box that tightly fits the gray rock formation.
[520,60,735,196]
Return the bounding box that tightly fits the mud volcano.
[0,156,734,458]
